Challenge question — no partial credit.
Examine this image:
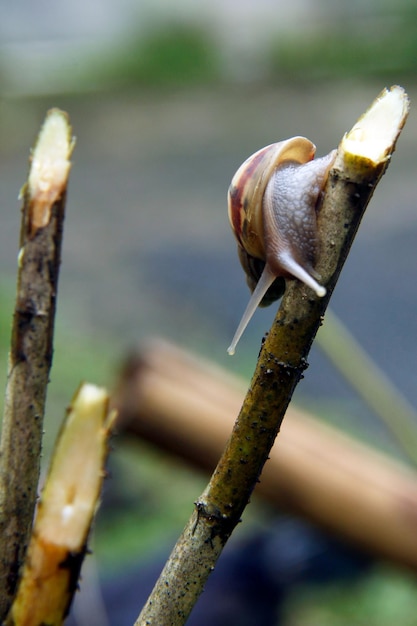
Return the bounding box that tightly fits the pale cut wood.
[115,338,417,571]
[6,384,116,626]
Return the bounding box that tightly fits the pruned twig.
[0,110,74,618]
[5,383,116,626]
[317,308,417,465]
[135,86,410,625]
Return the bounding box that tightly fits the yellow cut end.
[342,86,410,164]
[28,109,73,231]
[7,383,116,626]
[37,382,116,550]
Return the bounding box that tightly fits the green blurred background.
[0,0,417,623]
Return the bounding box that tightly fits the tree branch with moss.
[135,86,409,626]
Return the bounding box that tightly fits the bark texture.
[135,86,409,626]
[0,110,73,619]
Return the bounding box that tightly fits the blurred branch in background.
[317,309,417,467]
[114,337,417,571]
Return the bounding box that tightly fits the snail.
[227,136,336,355]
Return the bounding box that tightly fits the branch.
[5,383,116,626]
[134,86,409,625]
[115,338,417,570]
[317,309,417,465]
[0,109,73,618]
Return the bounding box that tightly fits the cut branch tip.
[341,85,410,164]
[28,109,74,232]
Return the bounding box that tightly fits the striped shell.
[228,137,316,263]
[227,137,335,354]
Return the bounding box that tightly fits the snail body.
[227,136,336,355]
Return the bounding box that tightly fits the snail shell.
[227,136,336,354]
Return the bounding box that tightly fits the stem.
[6,384,116,626]
[317,308,417,465]
[135,86,409,626]
[0,110,73,619]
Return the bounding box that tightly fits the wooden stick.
[130,87,410,625]
[6,384,116,626]
[0,110,73,619]
[114,338,417,571]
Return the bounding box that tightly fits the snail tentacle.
[227,137,336,354]
[227,264,276,356]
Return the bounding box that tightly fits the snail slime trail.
[227,138,335,355]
